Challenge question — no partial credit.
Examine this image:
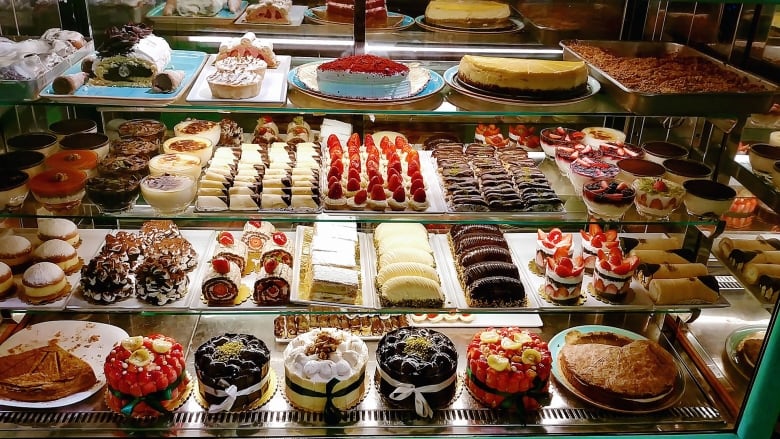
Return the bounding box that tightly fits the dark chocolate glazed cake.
[195,333,271,412]
[376,327,458,417]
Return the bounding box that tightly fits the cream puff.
[0,262,16,298]
[37,218,80,248]
[20,261,70,304]
[31,239,82,275]
[0,235,33,273]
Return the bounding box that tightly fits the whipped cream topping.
[284,329,368,383]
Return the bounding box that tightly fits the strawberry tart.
[104,334,191,418]
[465,328,552,413]
[543,247,585,304]
[592,247,639,301]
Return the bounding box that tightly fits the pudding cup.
[162,136,214,168]
[59,132,110,161]
[582,179,636,221]
[0,150,46,177]
[616,158,666,184]
[683,179,737,218]
[140,174,197,215]
[7,132,59,157]
[0,170,29,212]
[86,176,141,213]
[148,153,202,181]
[569,158,618,196]
[48,118,98,140]
[748,143,780,174]
[641,141,688,165]
[45,149,99,178]
[663,158,713,185]
[581,127,626,148]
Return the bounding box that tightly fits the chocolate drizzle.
[97,23,154,57]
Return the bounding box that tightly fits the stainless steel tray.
[0,37,93,102]
[560,40,778,116]
[515,2,621,46]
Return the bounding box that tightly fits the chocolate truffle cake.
[194,333,271,412]
[376,327,458,417]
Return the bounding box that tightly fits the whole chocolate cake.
[194,333,271,412]
[375,327,458,417]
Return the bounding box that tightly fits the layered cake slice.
[91,23,172,87]
[543,246,585,304]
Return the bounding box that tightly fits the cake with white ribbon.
[195,333,272,412]
[376,327,458,418]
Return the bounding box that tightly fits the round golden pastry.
[0,235,33,273]
[20,261,71,304]
[31,238,82,275]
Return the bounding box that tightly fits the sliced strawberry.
[379,135,392,153]
[590,233,605,248]
[212,257,230,274]
[405,149,419,163]
[392,187,405,202]
[407,160,420,177]
[249,220,263,228]
[412,187,426,203]
[217,231,234,246]
[604,229,618,242]
[331,159,344,174]
[553,245,570,261]
[554,261,572,277]
[353,189,368,204]
[548,228,562,243]
[588,223,603,236]
[272,231,287,245]
[612,260,634,275]
[347,133,361,148]
[327,134,341,150]
[370,184,387,201]
[604,241,621,249]
[537,229,546,240]
[559,233,573,248]
[649,198,664,210]
[388,159,402,176]
[327,165,341,180]
[328,181,344,199]
[369,174,384,188]
[608,246,623,266]
[327,175,340,188]
[365,133,376,149]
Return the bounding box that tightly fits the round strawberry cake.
[104,334,191,418]
[465,328,552,413]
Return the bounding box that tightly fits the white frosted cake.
[315,54,410,99]
[283,328,368,416]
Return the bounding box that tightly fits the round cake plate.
[443,66,601,106]
[304,7,415,31]
[288,61,445,105]
[725,324,767,379]
[414,16,524,34]
[548,325,685,414]
[0,320,128,409]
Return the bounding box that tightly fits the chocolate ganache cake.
[376,327,458,418]
[91,23,172,87]
[195,333,271,412]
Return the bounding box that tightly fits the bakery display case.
[0,0,778,437]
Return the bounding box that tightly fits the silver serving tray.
[560,40,778,116]
[0,37,93,102]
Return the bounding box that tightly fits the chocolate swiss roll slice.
[466,275,525,307]
[450,224,501,241]
[254,263,292,305]
[463,261,520,286]
[202,258,242,306]
[454,234,509,255]
[459,246,513,267]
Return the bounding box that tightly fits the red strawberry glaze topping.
[317,54,410,76]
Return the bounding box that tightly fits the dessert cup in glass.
[581,127,626,148]
[162,136,214,168]
[615,158,665,184]
[59,132,110,161]
[662,158,713,185]
[118,119,167,145]
[582,179,636,221]
[569,158,618,196]
[140,174,197,215]
[48,118,98,140]
[631,177,685,219]
[86,176,141,213]
[28,168,87,213]
[539,126,584,159]
[640,141,688,165]
[555,143,602,177]
[45,149,99,178]
[0,170,29,212]
[0,150,46,178]
[7,132,59,157]
[598,141,644,164]
[748,143,780,174]
[683,179,737,219]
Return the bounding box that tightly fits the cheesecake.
[458,55,588,98]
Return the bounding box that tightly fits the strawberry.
[387,173,402,191]
[369,174,384,189]
[347,133,360,148]
[612,260,634,275]
[326,134,341,150]
[366,158,380,173]
[348,167,361,182]
[330,148,343,160]
[346,177,361,192]
[353,189,368,205]
[249,220,263,228]
[588,223,603,236]
[327,165,341,180]
[212,258,231,274]
[552,245,570,261]
[604,229,618,242]
[410,178,425,194]
[331,159,344,174]
[328,175,340,188]
[388,159,402,175]
[649,198,664,210]
[405,149,419,163]
[652,179,668,192]
[392,187,405,202]
[548,228,562,243]
[328,181,344,199]
[412,188,426,203]
[590,233,605,248]
[263,257,278,273]
[365,133,376,149]
[379,135,392,153]
[407,160,420,177]
[272,231,287,245]
[217,231,234,246]
[366,143,379,157]
[370,184,386,201]
[608,246,623,266]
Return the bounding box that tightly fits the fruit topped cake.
[104,334,191,418]
[465,328,552,413]
[91,23,172,87]
[592,247,639,301]
[315,54,411,99]
[579,224,619,273]
[534,227,572,273]
[543,247,585,304]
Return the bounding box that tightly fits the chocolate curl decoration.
[97,23,154,57]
